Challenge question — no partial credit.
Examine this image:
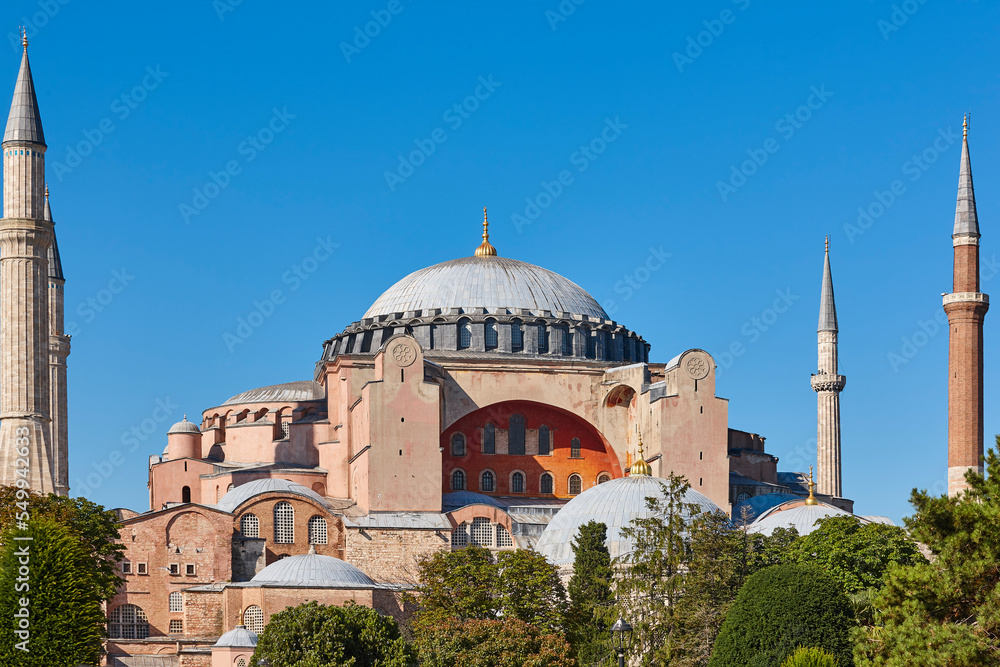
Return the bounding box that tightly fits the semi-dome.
[213,624,257,648]
[363,256,608,320]
[251,548,376,588]
[747,501,852,537]
[167,416,200,435]
[216,478,330,513]
[535,475,722,565]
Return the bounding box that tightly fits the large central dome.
[363,256,608,320]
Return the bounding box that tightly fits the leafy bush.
[781,646,838,667]
[708,563,855,667]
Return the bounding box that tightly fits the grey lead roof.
[4,49,44,145]
[363,256,608,320]
[44,194,64,280]
[818,247,837,332]
[223,380,325,406]
[954,132,979,237]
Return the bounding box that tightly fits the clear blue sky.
[8,0,999,521]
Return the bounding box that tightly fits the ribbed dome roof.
[251,550,376,588]
[213,624,258,647]
[536,476,722,565]
[216,478,329,513]
[224,380,324,406]
[747,501,852,537]
[442,490,506,510]
[363,256,608,320]
[167,416,201,435]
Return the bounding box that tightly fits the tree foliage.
[781,647,838,667]
[785,515,924,595]
[415,617,574,667]
[0,487,124,602]
[709,563,855,667]
[0,517,107,667]
[567,521,614,666]
[251,600,416,667]
[855,446,1000,666]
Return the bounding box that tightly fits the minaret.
[46,186,69,496]
[0,31,55,493]
[811,237,846,497]
[944,115,988,497]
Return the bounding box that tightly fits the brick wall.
[344,527,449,584]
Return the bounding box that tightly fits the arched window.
[274,501,294,544]
[240,513,259,538]
[451,432,466,456]
[483,423,495,454]
[236,659,248,667]
[458,318,472,349]
[586,330,596,359]
[511,471,525,493]
[496,524,513,548]
[561,325,572,355]
[452,469,466,491]
[243,605,264,635]
[308,516,328,545]
[571,437,581,458]
[485,319,498,350]
[736,492,751,503]
[508,414,525,455]
[598,474,611,484]
[181,486,191,503]
[227,483,235,492]
[109,604,149,639]
[471,517,493,546]
[538,425,550,456]
[481,470,495,493]
[540,473,554,495]
[452,522,469,549]
[216,485,221,502]
[169,592,183,613]
[537,324,548,353]
[569,474,582,496]
[623,338,632,363]
[511,320,523,352]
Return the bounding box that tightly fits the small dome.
[731,493,802,523]
[747,501,852,537]
[213,624,258,648]
[216,478,329,513]
[536,476,722,565]
[167,416,200,435]
[251,549,375,588]
[442,490,505,510]
[363,256,608,320]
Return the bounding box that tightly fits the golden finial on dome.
[474,206,497,257]
[630,430,652,477]
[805,466,818,506]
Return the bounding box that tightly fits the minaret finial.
[805,466,818,505]
[963,113,969,139]
[629,429,652,477]
[45,182,49,199]
[474,206,497,257]
[21,27,27,51]
[825,235,829,253]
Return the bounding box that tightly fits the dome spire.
[475,206,497,257]
[629,430,652,476]
[805,466,818,505]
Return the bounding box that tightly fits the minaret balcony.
[810,374,846,392]
[942,292,989,306]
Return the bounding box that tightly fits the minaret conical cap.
[953,114,978,238]
[818,236,837,332]
[4,39,45,145]
[44,186,64,280]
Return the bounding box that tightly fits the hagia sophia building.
[0,38,987,667]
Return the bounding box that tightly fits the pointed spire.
[818,236,838,332]
[4,36,45,146]
[953,114,978,238]
[474,206,497,257]
[44,186,64,280]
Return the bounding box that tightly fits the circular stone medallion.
[390,341,416,367]
[685,355,709,380]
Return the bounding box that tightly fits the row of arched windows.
[451,469,611,495]
[450,418,582,458]
[239,504,328,545]
[453,318,636,359]
[452,517,515,549]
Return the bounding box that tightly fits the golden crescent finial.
[629,428,652,476]
[20,27,27,50]
[805,465,818,505]
[474,205,497,257]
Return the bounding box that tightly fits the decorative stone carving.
[685,355,709,380]
[390,341,416,367]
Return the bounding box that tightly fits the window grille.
[185,564,196,576]
[274,501,294,544]
[168,619,183,634]
[736,492,751,502]
[451,432,466,456]
[561,326,571,355]
[169,592,183,613]
[483,424,495,454]
[243,606,264,635]
[485,319,498,349]
[458,319,472,349]
[538,425,550,455]
[598,474,611,484]
[481,471,495,492]
[540,473,554,495]
[496,524,513,548]
[122,561,131,574]
[571,437,581,458]
[452,469,466,491]
[237,660,248,667]
[169,563,179,575]
[452,523,469,548]
[136,562,148,575]
[508,414,525,455]
[309,516,328,545]
[281,419,291,439]
[240,513,259,538]
[471,517,493,546]
[569,474,582,496]
[109,604,149,640]
[537,324,548,353]
[511,472,525,493]
[511,321,523,351]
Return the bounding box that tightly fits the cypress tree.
[567,521,613,665]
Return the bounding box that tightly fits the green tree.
[415,617,574,667]
[709,563,855,667]
[781,647,838,667]
[855,446,1000,666]
[786,515,924,595]
[567,521,614,666]
[0,517,107,667]
[252,600,416,667]
[0,487,124,602]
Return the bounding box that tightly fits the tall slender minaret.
[811,237,846,497]
[46,186,69,496]
[0,31,55,493]
[944,115,988,497]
